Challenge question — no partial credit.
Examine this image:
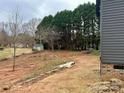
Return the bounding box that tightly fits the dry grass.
[0,48,32,60]
[0,48,11,60]
[19,54,71,84]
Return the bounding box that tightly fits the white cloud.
[0,0,95,22]
[64,0,95,9]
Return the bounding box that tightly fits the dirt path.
[4,53,100,93]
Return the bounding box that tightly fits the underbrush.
[91,50,100,56]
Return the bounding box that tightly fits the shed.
[32,44,44,51]
[97,0,124,80]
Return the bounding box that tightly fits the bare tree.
[47,27,60,51]
[38,26,60,51]
[24,18,41,46]
[35,27,46,44]
[8,9,22,71]
[18,24,33,48]
[0,22,9,47]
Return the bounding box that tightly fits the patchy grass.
[0,48,32,60]
[0,51,100,93]
[0,48,11,60]
[91,50,100,56]
[18,53,71,84]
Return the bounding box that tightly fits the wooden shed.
[97,0,124,80]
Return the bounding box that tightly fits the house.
[97,0,124,80]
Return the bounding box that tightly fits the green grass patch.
[91,50,100,56]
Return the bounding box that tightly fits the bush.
[91,49,100,56]
[0,46,4,51]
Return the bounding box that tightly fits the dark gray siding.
[101,0,124,64]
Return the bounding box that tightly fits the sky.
[0,0,95,22]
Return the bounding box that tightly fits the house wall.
[101,0,124,64]
[101,0,124,80]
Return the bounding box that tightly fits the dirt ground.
[0,51,100,93]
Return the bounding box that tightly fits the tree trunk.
[13,43,16,71]
[57,41,61,50]
[51,42,54,51]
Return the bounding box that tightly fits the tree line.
[0,18,40,48]
[37,2,100,51]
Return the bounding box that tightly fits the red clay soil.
[0,51,100,93]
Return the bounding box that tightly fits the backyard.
[0,50,101,93]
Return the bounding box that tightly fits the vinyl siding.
[101,0,124,64]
